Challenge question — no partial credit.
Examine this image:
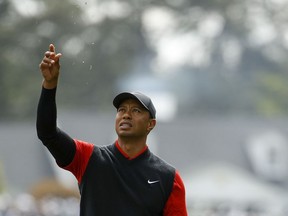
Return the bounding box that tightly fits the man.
[37,44,188,216]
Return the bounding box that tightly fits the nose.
[122,110,132,119]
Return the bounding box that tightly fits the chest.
[79,150,173,215]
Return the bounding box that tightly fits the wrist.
[42,79,58,89]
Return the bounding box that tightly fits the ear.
[147,119,156,131]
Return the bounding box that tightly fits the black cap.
[113,92,156,119]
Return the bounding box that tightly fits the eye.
[117,107,125,113]
[132,108,141,113]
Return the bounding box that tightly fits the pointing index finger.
[47,44,62,62]
[49,44,55,52]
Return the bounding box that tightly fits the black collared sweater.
[76,142,175,216]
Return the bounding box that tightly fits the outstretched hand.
[39,44,62,89]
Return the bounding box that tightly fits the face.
[115,99,156,138]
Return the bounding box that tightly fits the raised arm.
[36,44,76,167]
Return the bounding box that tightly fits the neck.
[117,137,147,158]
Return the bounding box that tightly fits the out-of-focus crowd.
[1,193,288,216]
[0,178,80,216]
[0,193,80,216]
[188,201,288,216]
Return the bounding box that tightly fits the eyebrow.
[119,101,144,108]
[118,104,145,110]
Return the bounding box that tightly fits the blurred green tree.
[1,0,288,119]
[0,162,5,193]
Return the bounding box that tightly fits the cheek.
[115,115,120,126]
[141,120,151,130]
[115,113,122,121]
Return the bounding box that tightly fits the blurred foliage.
[1,0,288,120]
[254,73,288,116]
[0,162,5,193]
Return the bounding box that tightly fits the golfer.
[37,44,188,216]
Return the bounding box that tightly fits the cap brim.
[113,92,156,119]
[113,92,150,111]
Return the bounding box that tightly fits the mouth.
[119,122,132,129]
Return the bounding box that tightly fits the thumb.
[55,53,62,62]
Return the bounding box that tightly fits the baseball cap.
[113,92,156,119]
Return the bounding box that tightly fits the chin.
[117,130,131,137]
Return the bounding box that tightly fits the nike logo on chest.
[147,179,160,184]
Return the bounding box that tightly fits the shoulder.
[149,151,175,172]
[74,139,94,149]
[74,140,111,153]
[87,143,116,162]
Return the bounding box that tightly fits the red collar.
[115,140,148,160]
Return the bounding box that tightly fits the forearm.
[36,86,76,167]
[36,86,58,140]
